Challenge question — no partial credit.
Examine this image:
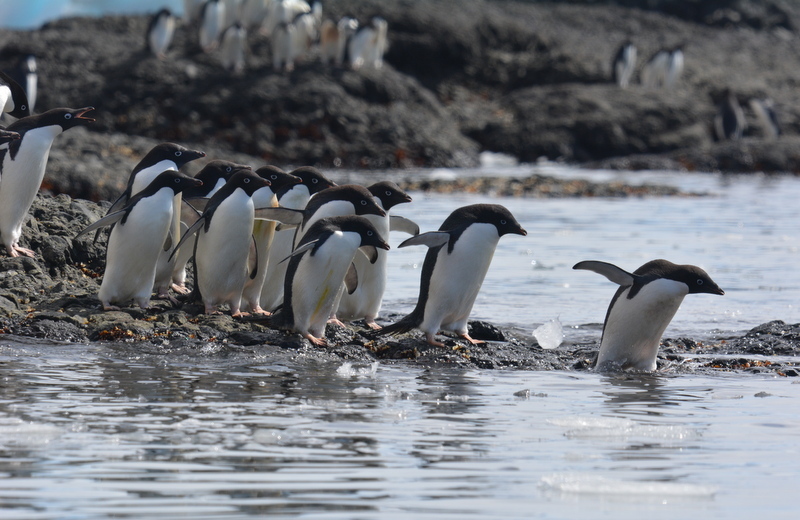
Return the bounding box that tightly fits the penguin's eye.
[697,279,704,286]
[385,190,392,196]
[367,230,373,236]
[64,113,72,120]
[500,219,507,225]
[174,151,182,157]
[312,178,318,184]
[271,174,278,180]
[174,178,181,184]
[20,105,26,111]
[360,200,368,205]
[226,166,232,172]
[243,177,251,184]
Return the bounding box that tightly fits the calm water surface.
[2,166,800,519]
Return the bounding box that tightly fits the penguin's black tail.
[375,310,421,337]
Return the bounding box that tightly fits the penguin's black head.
[40,107,96,131]
[195,160,251,185]
[637,259,725,296]
[255,165,302,192]
[290,166,336,195]
[343,185,386,217]
[229,170,271,196]
[332,216,391,251]
[0,128,20,145]
[456,204,526,237]
[367,181,412,210]
[154,170,203,194]
[0,69,30,118]
[158,143,206,169]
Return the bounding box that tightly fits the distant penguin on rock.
[260,166,336,312]
[749,98,781,139]
[379,204,527,346]
[573,259,724,372]
[76,171,203,311]
[612,40,636,88]
[199,0,226,52]
[148,8,178,59]
[0,69,31,120]
[640,48,669,88]
[0,107,95,257]
[220,23,247,73]
[714,89,746,141]
[348,16,388,70]
[336,181,418,329]
[271,215,390,346]
[664,46,684,89]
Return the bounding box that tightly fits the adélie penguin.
[0,69,31,119]
[336,181,419,329]
[0,107,95,257]
[378,204,527,346]
[260,166,336,312]
[75,171,203,310]
[173,160,251,292]
[573,259,725,372]
[271,215,390,346]
[240,165,302,314]
[147,8,178,59]
[170,170,279,316]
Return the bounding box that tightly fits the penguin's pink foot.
[171,283,191,295]
[304,333,328,347]
[425,333,445,347]
[10,245,35,258]
[232,311,250,318]
[102,303,121,311]
[460,333,485,345]
[327,317,347,328]
[365,319,382,330]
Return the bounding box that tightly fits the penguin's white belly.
[196,197,253,307]
[99,190,173,305]
[130,161,178,195]
[294,200,354,247]
[0,86,11,114]
[153,193,182,292]
[421,225,499,335]
[597,279,689,371]
[291,232,360,337]
[0,126,61,246]
[337,214,390,321]
[149,17,175,55]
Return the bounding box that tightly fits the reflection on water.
[1,338,799,519]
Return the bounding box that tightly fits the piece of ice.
[540,473,718,497]
[534,318,563,349]
[336,362,379,378]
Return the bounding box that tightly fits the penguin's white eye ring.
[385,190,392,196]
[367,230,373,236]
[697,279,704,285]
[500,219,507,225]
[174,178,181,184]
[226,166,232,172]
[20,105,26,111]
[312,178,318,183]
[270,174,278,180]
[64,113,72,119]
[360,200,367,205]
[243,178,250,183]
[175,151,182,157]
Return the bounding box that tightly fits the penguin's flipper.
[254,207,304,225]
[274,222,298,231]
[277,239,318,264]
[185,197,210,213]
[358,245,379,264]
[181,200,202,225]
[398,231,450,249]
[573,260,635,286]
[344,263,358,294]
[168,217,206,261]
[390,215,420,236]
[91,192,128,242]
[75,210,127,239]
[249,234,259,279]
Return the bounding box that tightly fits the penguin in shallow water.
[240,165,301,314]
[573,259,724,372]
[0,69,30,119]
[76,171,203,310]
[336,181,418,329]
[260,166,336,312]
[171,170,275,316]
[0,107,95,257]
[379,204,527,346]
[148,8,177,59]
[272,215,390,346]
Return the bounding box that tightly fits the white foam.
[336,362,379,378]
[479,151,518,167]
[352,387,376,395]
[540,473,718,497]
[548,416,700,441]
[533,318,564,349]
[0,418,61,446]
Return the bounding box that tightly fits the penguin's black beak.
[0,129,20,144]
[74,107,96,123]
[378,240,390,251]
[515,226,528,236]
[709,285,725,296]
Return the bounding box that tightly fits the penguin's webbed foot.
[102,303,121,311]
[460,333,485,346]
[364,319,382,331]
[232,311,250,318]
[155,291,178,305]
[425,333,445,347]
[327,317,347,328]
[10,245,35,258]
[304,333,328,347]
[171,283,191,295]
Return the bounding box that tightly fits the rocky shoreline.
[0,191,797,378]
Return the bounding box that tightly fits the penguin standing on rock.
[336,181,418,329]
[260,166,336,312]
[147,8,178,59]
[0,107,95,257]
[611,40,636,88]
[271,215,390,346]
[0,69,31,119]
[379,204,527,346]
[573,259,724,372]
[199,0,226,52]
[75,171,203,311]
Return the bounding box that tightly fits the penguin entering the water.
[378,204,527,346]
[76,171,203,310]
[0,107,95,257]
[573,259,724,372]
[271,215,390,346]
